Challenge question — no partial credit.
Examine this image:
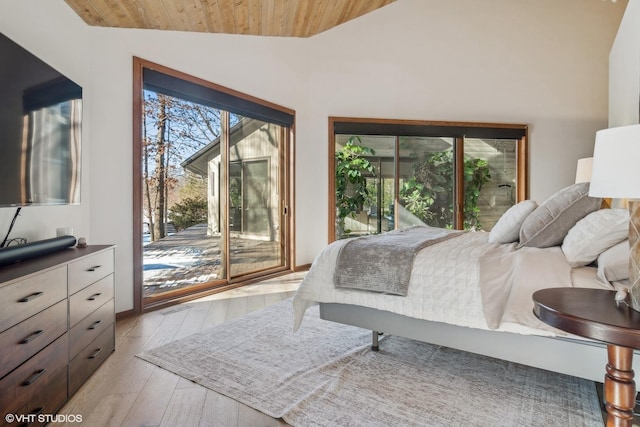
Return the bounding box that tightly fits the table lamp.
[589,124,640,311]
[574,157,593,184]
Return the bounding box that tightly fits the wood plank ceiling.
[64,0,396,38]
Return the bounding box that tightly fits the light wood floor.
[57,272,304,427]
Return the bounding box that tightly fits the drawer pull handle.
[88,320,102,330]
[87,265,102,272]
[89,348,102,359]
[20,329,44,344]
[22,368,46,386]
[87,292,102,301]
[18,291,43,303]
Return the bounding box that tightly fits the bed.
[292,182,636,383]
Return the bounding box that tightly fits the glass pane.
[142,91,225,299]
[398,136,455,229]
[229,162,242,232]
[463,138,517,231]
[228,114,285,277]
[335,135,394,239]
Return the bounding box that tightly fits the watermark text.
[5,413,83,424]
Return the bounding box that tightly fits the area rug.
[137,299,603,427]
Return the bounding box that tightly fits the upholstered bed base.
[319,302,640,384]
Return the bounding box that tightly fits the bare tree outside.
[142,91,222,242]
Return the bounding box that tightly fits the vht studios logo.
[5,413,83,424]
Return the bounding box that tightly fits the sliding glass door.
[133,58,293,310]
[226,114,285,277]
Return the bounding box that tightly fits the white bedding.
[292,232,613,338]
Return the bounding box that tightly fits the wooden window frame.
[328,117,528,242]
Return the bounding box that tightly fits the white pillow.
[597,240,630,285]
[561,208,629,267]
[488,200,538,244]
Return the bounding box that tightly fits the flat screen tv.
[0,32,82,207]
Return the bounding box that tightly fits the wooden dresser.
[0,245,115,426]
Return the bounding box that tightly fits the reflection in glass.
[464,138,517,230]
[26,99,82,205]
[398,137,454,229]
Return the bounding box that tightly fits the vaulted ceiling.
[64,0,396,38]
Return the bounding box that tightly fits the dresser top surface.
[0,245,114,284]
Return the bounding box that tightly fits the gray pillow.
[518,182,602,248]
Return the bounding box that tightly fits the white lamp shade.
[589,124,640,199]
[574,157,593,184]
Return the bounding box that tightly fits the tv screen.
[0,32,82,207]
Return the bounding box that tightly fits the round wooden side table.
[533,288,640,427]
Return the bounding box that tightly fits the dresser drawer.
[69,298,114,359]
[3,365,68,427]
[0,299,67,380]
[68,249,114,295]
[0,267,67,334]
[0,333,68,417]
[69,323,114,395]
[69,274,114,327]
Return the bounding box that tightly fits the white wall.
[610,0,640,126]
[0,0,626,313]
[295,0,625,262]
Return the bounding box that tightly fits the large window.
[133,58,294,311]
[330,118,527,241]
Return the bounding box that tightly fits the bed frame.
[319,302,640,383]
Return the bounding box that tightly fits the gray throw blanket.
[334,226,464,296]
